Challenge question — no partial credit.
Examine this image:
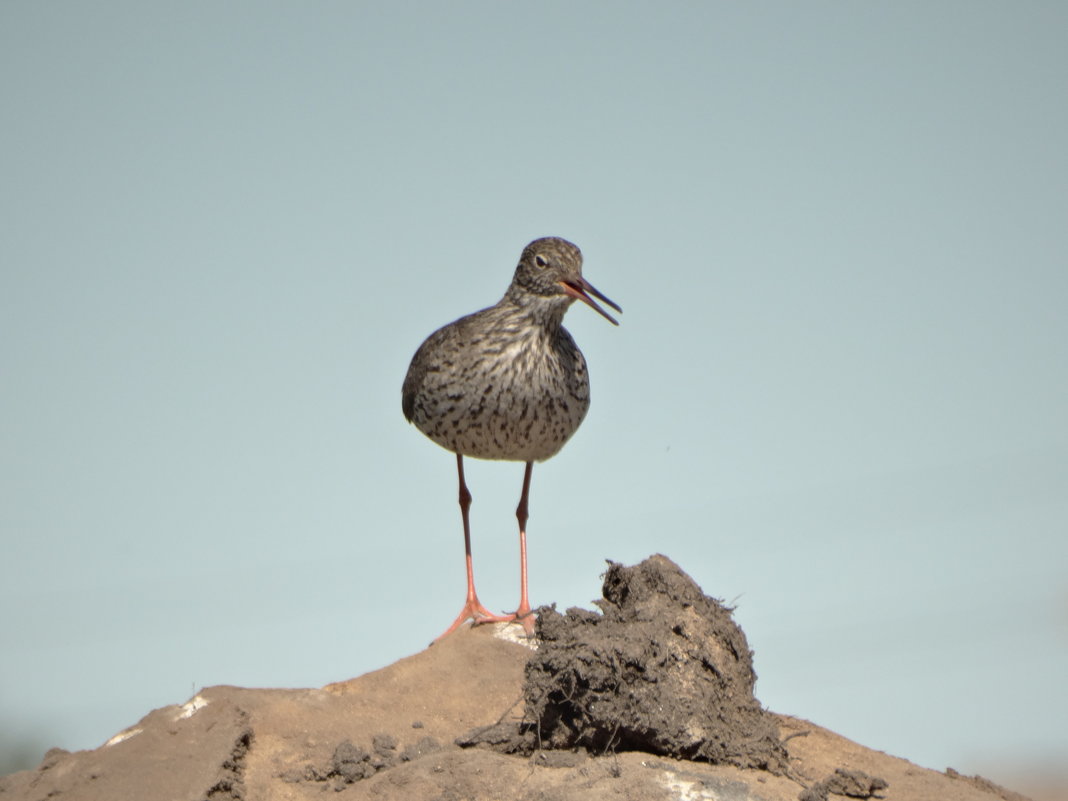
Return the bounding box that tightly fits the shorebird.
[402,236,621,641]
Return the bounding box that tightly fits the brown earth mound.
[0,555,1036,801]
[460,554,788,772]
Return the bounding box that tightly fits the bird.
[402,236,621,641]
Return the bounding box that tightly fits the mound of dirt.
[460,554,788,772]
[1,553,1039,801]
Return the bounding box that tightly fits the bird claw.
[431,598,536,644]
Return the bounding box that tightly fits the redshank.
[402,236,621,641]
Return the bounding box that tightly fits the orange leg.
[512,460,536,635]
[433,454,517,642]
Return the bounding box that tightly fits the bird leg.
[512,461,536,635]
[433,454,517,643]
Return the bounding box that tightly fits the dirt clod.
[799,768,889,800]
[331,741,376,783]
[372,733,398,757]
[462,554,788,773]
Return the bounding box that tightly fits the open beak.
[559,277,622,326]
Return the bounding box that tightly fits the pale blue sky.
[3,0,1066,785]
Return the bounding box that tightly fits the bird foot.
[431,598,537,644]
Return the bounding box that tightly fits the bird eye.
[535,254,549,268]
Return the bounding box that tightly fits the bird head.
[511,237,622,325]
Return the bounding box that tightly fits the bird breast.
[406,323,592,463]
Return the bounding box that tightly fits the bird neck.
[500,286,571,332]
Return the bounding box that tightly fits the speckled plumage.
[402,236,620,641]
[403,237,616,462]
[402,291,590,462]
